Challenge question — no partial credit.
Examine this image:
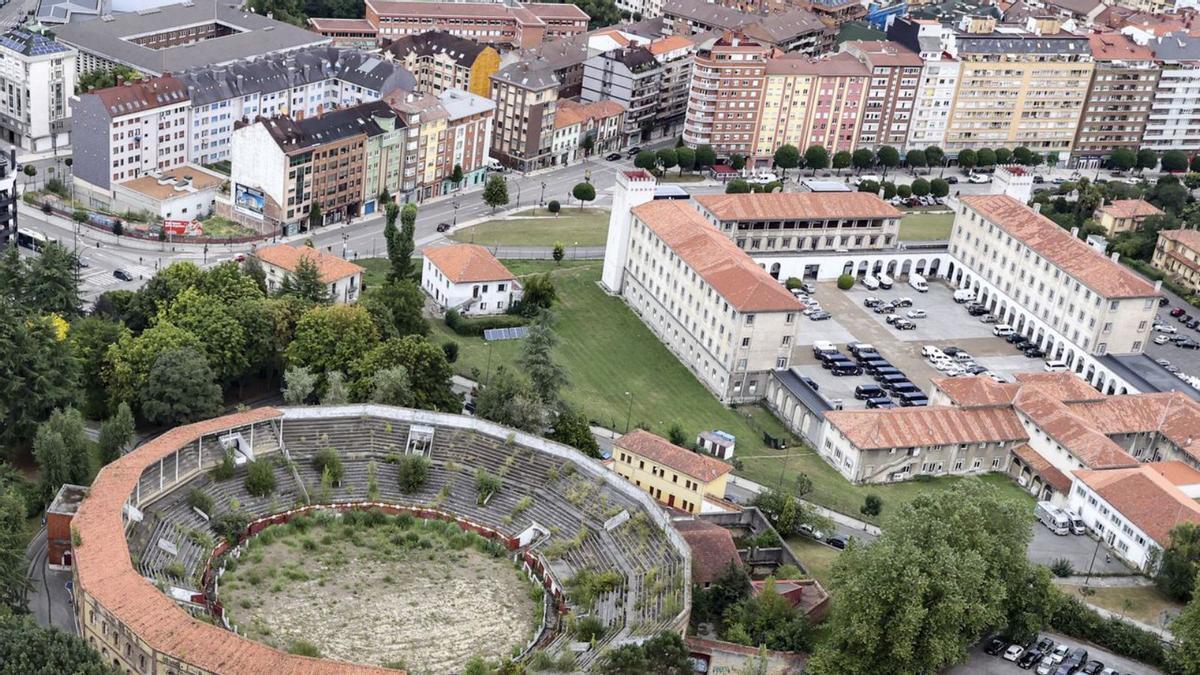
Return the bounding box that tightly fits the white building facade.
[0,28,76,154]
[422,244,522,315]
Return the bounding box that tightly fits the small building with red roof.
[613,429,733,514]
[254,243,365,303]
[421,243,522,315]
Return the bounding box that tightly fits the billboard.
[163,219,190,235]
[234,183,265,219]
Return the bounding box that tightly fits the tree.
[549,404,599,458]
[860,494,882,517]
[393,204,417,281]
[0,246,24,303]
[911,178,931,197]
[97,402,134,465]
[22,164,35,189]
[307,202,322,230]
[958,149,977,171]
[518,273,557,315]
[553,243,565,263]
[930,178,950,198]
[383,202,400,276]
[925,146,945,170]
[199,262,264,305]
[450,164,464,190]
[1163,150,1190,173]
[0,491,30,610]
[994,147,1012,165]
[474,366,544,432]
[1109,148,1136,172]
[857,180,880,195]
[572,182,596,210]
[244,459,276,497]
[75,65,143,93]
[283,366,317,405]
[69,317,125,419]
[0,307,80,448]
[875,146,900,178]
[694,145,716,169]
[667,423,687,446]
[832,150,851,175]
[598,631,690,675]
[807,480,1044,675]
[905,149,927,173]
[278,256,331,304]
[164,287,248,384]
[1046,152,1060,169]
[581,136,595,156]
[676,147,695,175]
[369,366,412,406]
[773,144,801,179]
[656,148,677,175]
[750,488,827,538]
[547,200,561,216]
[1171,574,1200,675]
[802,145,828,177]
[519,311,567,405]
[725,179,751,194]
[361,280,427,339]
[692,561,751,630]
[287,304,380,376]
[977,148,997,168]
[730,154,746,171]
[33,408,91,506]
[1137,148,1158,173]
[321,370,349,404]
[1156,523,1200,601]
[25,242,80,317]
[141,348,222,427]
[851,148,874,173]
[350,335,458,411]
[312,446,344,485]
[102,319,200,413]
[0,612,119,673]
[723,578,813,652]
[483,175,509,212]
[634,150,657,173]
[1154,178,1190,214]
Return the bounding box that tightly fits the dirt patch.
[220,516,539,673]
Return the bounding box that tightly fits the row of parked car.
[1157,307,1200,349]
[955,291,1072,371]
[791,285,832,321]
[985,635,1130,675]
[921,344,994,380]
[812,341,928,406]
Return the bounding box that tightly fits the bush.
[444,309,528,336]
[211,451,236,480]
[837,274,854,290]
[475,469,502,504]
[442,341,459,363]
[312,447,344,485]
[784,277,804,290]
[288,640,322,658]
[1050,558,1075,578]
[187,489,214,516]
[45,178,69,199]
[547,200,561,215]
[397,454,429,493]
[857,180,880,194]
[860,494,882,517]
[163,561,186,579]
[1049,591,1166,668]
[574,615,606,642]
[214,510,250,543]
[244,459,276,497]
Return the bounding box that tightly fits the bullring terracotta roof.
[825,406,1028,450]
[616,429,732,483]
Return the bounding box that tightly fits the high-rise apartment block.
[0,27,75,154]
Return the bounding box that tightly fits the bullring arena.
[70,405,691,674]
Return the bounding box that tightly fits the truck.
[909,273,928,293]
[1035,501,1070,535]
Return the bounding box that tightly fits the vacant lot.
[451,208,609,247]
[899,212,954,241]
[787,537,841,590]
[220,514,537,673]
[1058,584,1183,627]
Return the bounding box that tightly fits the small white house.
[422,244,522,315]
[254,244,364,304]
[697,430,736,460]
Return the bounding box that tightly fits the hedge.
[1123,258,1199,309]
[1048,592,1168,669]
[444,309,529,336]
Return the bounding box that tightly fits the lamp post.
[452,199,460,225]
[515,182,521,209]
[341,232,349,259]
[539,181,546,207]
[624,391,633,433]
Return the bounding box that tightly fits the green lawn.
[787,537,841,590]
[450,208,609,247]
[899,212,955,241]
[199,216,258,238]
[424,260,1035,523]
[1058,584,1183,627]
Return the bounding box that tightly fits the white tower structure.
[601,169,657,293]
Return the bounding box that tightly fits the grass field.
[899,212,955,241]
[422,259,1034,522]
[787,537,841,590]
[450,208,609,247]
[1058,584,1183,627]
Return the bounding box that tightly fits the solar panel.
[483,326,529,342]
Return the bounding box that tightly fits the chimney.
[1070,226,1079,238]
[1110,251,1120,263]
[1155,279,1163,292]
[1032,203,1042,213]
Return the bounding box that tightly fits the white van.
[854,174,881,186]
[993,325,1015,337]
[862,274,880,291]
[1035,501,1071,535]
[1066,511,1086,535]
[909,273,928,293]
[953,289,975,303]
[1044,359,1069,372]
[877,273,894,290]
[486,158,505,172]
[812,341,837,357]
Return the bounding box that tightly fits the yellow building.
[384,30,500,98]
[1153,229,1200,293]
[1095,199,1164,236]
[944,18,1093,159]
[612,429,732,514]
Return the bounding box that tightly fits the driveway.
[1027,524,1135,575]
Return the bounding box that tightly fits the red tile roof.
[91,76,189,118]
[616,429,732,483]
[308,17,376,31]
[1066,392,1200,463]
[1159,229,1200,251]
[930,376,1020,407]
[1013,443,1071,494]
[961,195,1161,299]
[673,519,742,585]
[255,244,365,283]
[825,406,1028,450]
[649,35,694,55]
[843,40,924,66]
[1073,466,1200,544]
[1147,460,1200,488]
[1012,388,1139,470]
[1012,372,1107,403]
[1098,199,1163,221]
[630,200,804,313]
[422,244,516,283]
[693,192,900,222]
[72,409,400,674]
[1088,32,1155,60]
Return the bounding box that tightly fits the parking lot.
[1145,286,1200,390]
[789,280,1022,409]
[948,632,1163,675]
[1026,525,1135,575]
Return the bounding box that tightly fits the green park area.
[450,208,609,248]
[420,259,1032,522]
[899,211,955,241]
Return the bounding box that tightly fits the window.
[741,337,751,347]
[991,457,1001,469]
[781,336,791,347]
[776,357,787,368]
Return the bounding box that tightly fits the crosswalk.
[81,264,155,290]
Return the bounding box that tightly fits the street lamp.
[341,232,349,259]
[452,199,460,225]
[515,182,522,209]
[539,181,546,207]
[624,391,633,433]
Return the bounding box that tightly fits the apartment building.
[888,18,961,152]
[943,17,1093,160]
[552,98,626,162]
[1143,32,1200,155]
[362,0,588,50]
[0,27,75,154]
[842,41,922,150]
[950,195,1160,363]
[1073,33,1159,168]
[582,47,660,146]
[385,92,449,201]
[603,170,803,403]
[1153,229,1200,293]
[508,32,591,100]
[180,47,415,166]
[681,33,769,159]
[776,53,869,157]
[490,60,559,171]
[662,0,833,56]
[612,429,732,514]
[383,31,500,98]
[230,101,394,233]
[439,89,496,194]
[71,77,190,204]
[692,192,901,254]
[361,103,415,214]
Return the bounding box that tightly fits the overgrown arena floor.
[218,511,541,673]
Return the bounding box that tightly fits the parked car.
[865,397,895,408]
[1079,660,1105,675]
[968,305,990,317]
[825,534,849,549]
[1170,307,1186,317]
[894,318,917,330]
[945,175,958,184]
[864,296,884,307]
[1179,339,1200,349]
[113,269,134,281]
[1024,347,1047,358]
[921,345,944,359]
[968,173,992,184]
[855,384,886,400]
[798,523,825,540]
[1032,175,1045,184]
[1049,644,1071,663]
[809,311,832,321]
[980,314,1000,324]
[1157,323,1178,333]
[1036,658,1057,675]
[1155,335,1173,345]
[1004,645,1026,662]
[625,146,641,157]
[894,297,913,307]
[907,309,927,319]
[885,313,901,324]
[436,222,451,233]
[605,152,623,161]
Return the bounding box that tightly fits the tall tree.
[69,317,126,419]
[369,366,412,406]
[0,611,119,673]
[977,148,997,167]
[694,145,716,169]
[278,256,331,304]
[1012,146,1034,166]
[924,145,945,170]
[349,335,458,410]
[572,182,596,210]
[1156,522,1200,601]
[383,201,400,274]
[0,490,29,610]
[395,204,417,281]
[675,147,695,175]
[958,149,978,171]
[1137,148,1158,173]
[851,148,874,173]
[548,404,599,457]
[286,304,381,376]
[803,145,828,176]
[282,366,317,405]
[518,311,567,405]
[905,149,927,174]
[1163,150,1190,173]
[473,366,544,432]
[450,164,464,190]
[656,148,678,175]
[730,154,746,171]
[483,175,509,213]
[634,150,657,173]
[25,242,80,317]
[0,245,25,303]
[832,150,851,175]
[875,146,900,178]
[321,371,349,405]
[33,408,90,505]
[164,287,248,384]
[198,261,263,305]
[140,347,223,427]
[994,147,1012,165]
[97,402,134,466]
[0,306,80,448]
[361,280,427,339]
[773,144,801,179]
[1171,574,1200,675]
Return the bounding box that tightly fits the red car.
[1171,307,1187,317]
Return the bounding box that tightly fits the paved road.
[24,526,76,633]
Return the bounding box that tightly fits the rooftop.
[765,51,871,76]
[1146,460,1200,488]
[616,429,732,483]
[53,0,329,75]
[694,191,900,221]
[1098,199,1164,221]
[117,166,225,202]
[438,88,496,121]
[631,200,804,313]
[1160,229,1200,250]
[257,100,395,152]
[307,17,375,32]
[825,405,1028,450]
[961,195,1160,299]
[47,484,88,516]
[842,39,924,66]
[1087,31,1155,61]
[0,26,73,57]
[1012,444,1071,493]
[422,243,516,284]
[384,30,490,65]
[254,244,365,283]
[673,518,741,585]
[86,75,189,119]
[1074,465,1200,544]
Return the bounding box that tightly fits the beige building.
[490,60,558,171]
[1153,229,1200,293]
[693,192,901,254]
[602,171,804,403]
[949,195,1160,364]
[254,244,365,303]
[1072,32,1159,168]
[612,429,732,514]
[1095,199,1164,235]
[943,17,1093,160]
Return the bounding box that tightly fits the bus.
[16,229,54,252]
